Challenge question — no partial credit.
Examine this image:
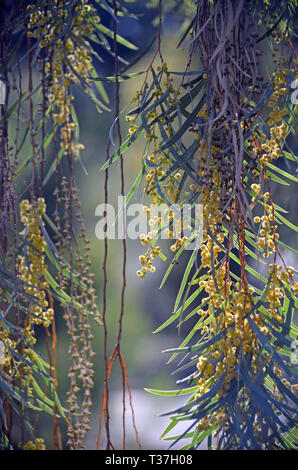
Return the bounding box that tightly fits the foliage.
[0,0,132,450]
[0,0,297,451]
[108,0,298,450]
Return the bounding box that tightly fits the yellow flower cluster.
[251,186,278,258]
[156,62,181,106]
[267,263,295,320]
[22,438,46,450]
[0,328,17,370]
[18,198,53,333]
[126,114,137,136]
[136,203,161,278]
[189,108,273,433]
[170,235,188,253]
[254,60,297,165]
[27,1,99,159]
[133,64,193,277]
[196,134,223,230]
[137,251,157,279]
[194,190,297,435]
[0,198,54,385]
[136,205,189,277]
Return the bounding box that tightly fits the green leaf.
[174,248,198,313]
[283,150,297,162]
[161,419,179,439]
[266,162,298,183]
[98,127,142,172]
[144,385,198,397]
[114,168,144,224]
[95,71,145,83]
[35,399,60,417]
[32,356,66,418]
[44,270,86,311]
[93,23,138,50]
[43,147,65,186]
[266,170,290,186]
[274,212,298,232]
[90,67,109,104]
[167,319,201,364]
[163,431,195,441]
[0,378,37,410]
[31,377,56,409]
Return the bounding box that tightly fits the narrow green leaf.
[275,212,298,232]
[94,23,138,50]
[90,67,109,104]
[266,170,290,186]
[266,162,298,182]
[114,166,144,224]
[283,150,297,162]
[98,127,142,172]
[167,319,200,364]
[174,249,198,313]
[44,270,86,311]
[144,385,198,397]
[31,377,56,409]
[43,147,65,186]
[161,419,179,439]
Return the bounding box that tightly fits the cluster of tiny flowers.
[132,33,298,441]
[194,196,298,434]
[251,185,278,258]
[137,208,160,279]
[18,198,53,332]
[21,438,46,450]
[132,64,192,278]
[253,58,297,165]
[185,52,297,434]
[0,315,18,371]
[0,200,53,424]
[27,1,99,159]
